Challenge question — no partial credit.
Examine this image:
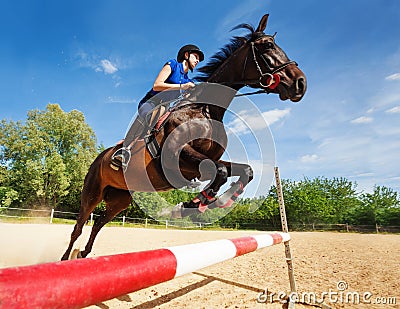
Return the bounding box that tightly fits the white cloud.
[99,59,118,74]
[72,49,119,75]
[385,106,400,114]
[351,116,373,124]
[385,73,400,81]
[353,172,374,178]
[107,96,136,104]
[227,108,290,135]
[371,93,400,111]
[300,154,319,163]
[262,108,291,125]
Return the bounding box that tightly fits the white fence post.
[50,209,54,224]
[90,213,94,225]
[122,216,125,227]
[274,167,297,309]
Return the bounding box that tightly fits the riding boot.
[110,116,146,171]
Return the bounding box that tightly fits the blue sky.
[1,0,400,196]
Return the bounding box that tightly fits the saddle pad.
[155,111,171,130]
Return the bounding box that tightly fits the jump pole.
[274,166,297,308]
[0,232,289,309]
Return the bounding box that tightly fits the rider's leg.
[110,102,167,170]
[124,116,147,149]
[148,105,166,128]
[124,103,165,148]
[110,102,154,170]
[110,115,146,170]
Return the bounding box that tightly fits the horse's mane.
[195,23,255,82]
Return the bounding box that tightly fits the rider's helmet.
[177,44,204,62]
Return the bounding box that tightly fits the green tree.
[0,104,97,210]
[352,186,400,225]
[323,177,361,223]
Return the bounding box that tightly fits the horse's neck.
[208,93,236,121]
[207,44,248,91]
[204,47,248,120]
[192,83,237,121]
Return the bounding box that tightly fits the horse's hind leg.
[79,187,132,258]
[61,181,103,260]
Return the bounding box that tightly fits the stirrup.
[110,147,131,171]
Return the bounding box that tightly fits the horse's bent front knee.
[215,162,229,183]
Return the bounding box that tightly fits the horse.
[61,14,306,260]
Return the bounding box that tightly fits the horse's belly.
[123,141,171,192]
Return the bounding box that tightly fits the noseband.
[248,41,297,89]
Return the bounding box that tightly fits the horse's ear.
[256,14,269,33]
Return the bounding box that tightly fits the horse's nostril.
[296,77,306,93]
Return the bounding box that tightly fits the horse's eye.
[265,42,274,49]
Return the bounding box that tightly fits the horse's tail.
[81,147,115,200]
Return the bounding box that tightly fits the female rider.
[110,44,204,170]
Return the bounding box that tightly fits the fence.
[0,232,290,308]
[0,207,213,229]
[1,206,399,233]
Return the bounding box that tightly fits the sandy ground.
[0,223,399,309]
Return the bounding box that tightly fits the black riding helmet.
[177,44,204,63]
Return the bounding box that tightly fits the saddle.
[143,110,171,159]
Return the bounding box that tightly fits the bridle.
[173,36,298,109]
[234,36,297,96]
[249,41,297,87]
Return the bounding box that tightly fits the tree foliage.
[0,104,398,228]
[348,186,400,225]
[0,104,97,210]
[218,177,398,228]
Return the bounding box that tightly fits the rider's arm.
[152,64,194,92]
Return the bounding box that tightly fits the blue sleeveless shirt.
[138,59,193,108]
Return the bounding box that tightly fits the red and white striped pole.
[0,232,289,309]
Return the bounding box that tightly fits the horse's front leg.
[208,160,254,209]
[170,145,229,218]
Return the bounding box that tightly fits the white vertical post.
[274,167,297,309]
[122,216,125,227]
[90,213,94,225]
[145,218,148,228]
[50,209,54,224]
[165,220,168,229]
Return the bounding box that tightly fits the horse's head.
[245,14,307,102]
[199,14,307,103]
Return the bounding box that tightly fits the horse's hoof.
[171,202,183,219]
[70,249,83,260]
[186,180,201,189]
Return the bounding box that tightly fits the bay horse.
[61,14,306,260]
